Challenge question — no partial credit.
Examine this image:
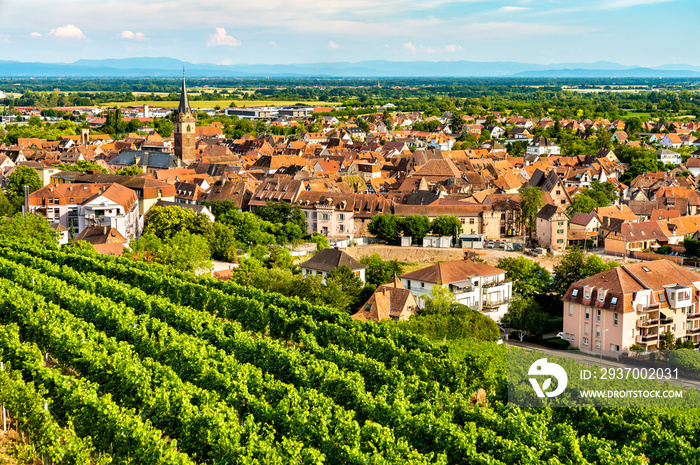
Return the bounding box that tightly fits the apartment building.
[399,255,512,321]
[562,260,700,355]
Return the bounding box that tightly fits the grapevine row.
[0,324,194,465]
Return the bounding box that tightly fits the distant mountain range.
[1,57,700,78]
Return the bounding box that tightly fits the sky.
[1,0,699,66]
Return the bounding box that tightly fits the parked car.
[487,241,495,249]
[499,241,506,249]
[557,332,564,339]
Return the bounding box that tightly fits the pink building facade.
[562,260,700,356]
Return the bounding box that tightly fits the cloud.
[30,32,42,38]
[404,42,462,53]
[48,24,86,39]
[119,30,147,40]
[217,58,233,65]
[207,28,241,47]
[269,40,277,47]
[328,41,340,49]
[499,6,530,12]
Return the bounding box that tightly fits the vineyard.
[1,239,700,464]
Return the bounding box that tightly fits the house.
[300,247,366,283]
[399,255,513,321]
[660,133,683,149]
[535,204,569,252]
[568,212,601,248]
[351,275,418,322]
[657,149,682,165]
[526,137,560,157]
[562,260,700,355]
[27,182,141,239]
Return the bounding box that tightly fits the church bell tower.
[173,67,196,165]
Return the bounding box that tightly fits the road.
[506,340,700,390]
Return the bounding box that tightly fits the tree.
[58,160,108,173]
[0,191,15,217]
[328,265,364,312]
[422,285,457,315]
[497,256,552,295]
[310,233,329,251]
[520,186,544,244]
[144,206,213,241]
[125,230,212,273]
[6,165,42,209]
[567,194,598,215]
[400,215,431,243]
[116,165,143,176]
[360,253,404,286]
[502,297,549,341]
[449,111,464,134]
[0,213,59,247]
[367,214,401,242]
[431,215,462,237]
[551,248,619,297]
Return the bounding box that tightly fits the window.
[598,293,605,302]
[584,322,589,334]
[321,214,329,221]
[611,297,618,305]
[469,218,475,225]
[585,308,590,319]
[572,289,579,297]
[565,333,570,341]
[571,335,575,344]
[69,198,74,202]
[312,212,317,219]
[338,214,345,221]
[420,282,424,289]
[585,291,590,299]
[568,304,573,316]
[596,325,601,338]
[642,266,650,272]
[583,337,589,345]
[610,344,616,352]
[659,293,665,303]
[596,309,601,322]
[613,313,618,326]
[629,329,634,338]
[557,239,564,243]
[304,212,308,218]
[595,340,601,349]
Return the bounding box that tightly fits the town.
[2,74,700,463]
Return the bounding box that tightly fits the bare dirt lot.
[343,244,561,271]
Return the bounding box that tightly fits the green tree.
[116,165,144,176]
[6,165,42,209]
[58,160,108,173]
[144,206,213,241]
[310,233,329,251]
[0,191,15,217]
[567,194,598,215]
[502,297,549,341]
[497,256,552,295]
[551,248,619,297]
[125,230,212,273]
[520,186,544,244]
[360,253,404,286]
[328,265,364,312]
[400,215,431,243]
[430,215,462,237]
[367,214,401,242]
[0,213,59,247]
[422,285,457,315]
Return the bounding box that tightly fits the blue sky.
[1,0,698,66]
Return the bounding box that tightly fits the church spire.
[178,64,191,114]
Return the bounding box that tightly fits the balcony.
[637,303,660,313]
[687,327,700,335]
[636,319,659,329]
[482,298,510,309]
[636,333,659,344]
[688,312,700,320]
[660,317,674,325]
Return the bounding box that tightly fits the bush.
[669,349,700,372]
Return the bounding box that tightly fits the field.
[2,239,700,464]
[101,99,335,109]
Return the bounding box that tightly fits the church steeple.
[178,65,191,114]
[173,64,196,165]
